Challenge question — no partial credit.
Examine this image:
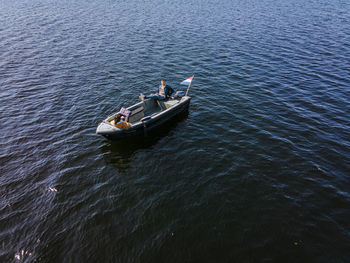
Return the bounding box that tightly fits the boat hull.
[96,96,191,141]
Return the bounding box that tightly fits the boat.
[96,93,191,141]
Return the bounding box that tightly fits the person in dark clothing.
[140,80,174,100]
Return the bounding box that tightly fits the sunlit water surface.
[1,0,350,262]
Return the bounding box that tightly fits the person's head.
[114,114,121,123]
[161,79,166,86]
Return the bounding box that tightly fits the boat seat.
[164,100,178,109]
[128,106,144,123]
[131,106,144,115]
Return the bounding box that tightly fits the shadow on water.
[100,111,189,172]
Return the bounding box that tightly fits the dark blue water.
[1,0,350,262]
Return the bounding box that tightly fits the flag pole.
[185,75,194,96]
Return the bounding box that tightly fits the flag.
[180,76,193,86]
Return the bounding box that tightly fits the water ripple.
[1,0,350,262]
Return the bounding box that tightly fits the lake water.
[1,0,350,262]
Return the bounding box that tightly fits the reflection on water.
[101,111,189,172]
[1,0,350,261]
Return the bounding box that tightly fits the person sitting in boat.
[140,79,174,100]
[111,114,131,130]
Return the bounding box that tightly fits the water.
[1,0,350,262]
